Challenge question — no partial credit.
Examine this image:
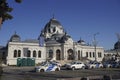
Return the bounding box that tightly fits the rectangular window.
[23,48,28,57]
[86,52,88,57]
[89,52,92,58]
[98,52,102,58]
[93,52,95,57]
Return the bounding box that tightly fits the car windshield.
[40,61,49,66]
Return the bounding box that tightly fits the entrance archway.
[67,49,74,60]
[48,50,53,59]
[56,49,61,60]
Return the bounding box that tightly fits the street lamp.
[93,32,99,61]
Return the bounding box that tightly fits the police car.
[35,61,60,72]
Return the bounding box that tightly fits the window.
[49,50,53,59]
[38,50,41,58]
[98,52,102,58]
[86,52,88,57]
[33,50,36,57]
[78,50,80,60]
[18,50,21,57]
[14,50,17,58]
[27,50,31,57]
[89,52,92,58]
[56,49,61,60]
[93,52,95,57]
[81,51,82,57]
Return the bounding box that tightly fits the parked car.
[115,61,120,68]
[65,61,85,70]
[86,61,103,69]
[103,61,113,68]
[103,61,120,68]
[111,61,120,68]
[49,60,62,67]
[35,61,60,72]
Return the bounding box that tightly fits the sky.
[0,0,120,50]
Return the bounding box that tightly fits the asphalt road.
[0,66,120,80]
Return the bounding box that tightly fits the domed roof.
[78,39,85,43]
[10,32,21,42]
[114,41,120,49]
[44,18,63,32]
[49,18,62,27]
[40,18,65,40]
[11,34,20,38]
[77,38,86,45]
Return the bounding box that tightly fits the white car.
[65,61,85,70]
[86,61,103,69]
[35,62,60,72]
[50,61,62,67]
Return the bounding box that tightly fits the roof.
[44,18,63,32]
[114,41,120,49]
[22,39,39,43]
[10,32,21,42]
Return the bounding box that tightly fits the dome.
[44,18,63,32]
[49,18,62,28]
[10,32,21,42]
[114,41,120,49]
[78,39,85,43]
[77,39,86,45]
[40,18,65,39]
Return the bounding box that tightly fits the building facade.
[104,40,120,61]
[3,18,104,66]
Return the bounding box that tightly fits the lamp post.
[93,32,99,61]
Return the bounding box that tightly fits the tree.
[0,0,22,27]
[0,0,22,76]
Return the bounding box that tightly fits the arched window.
[18,50,21,57]
[14,50,17,58]
[27,50,31,57]
[33,50,36,57]
[56,49,61,60]
[38,50,41,58]
[93,52,95,57]
[89,52,92,58]
[78,50,80,60]
[86,52,88,57]
[67,49,74,60]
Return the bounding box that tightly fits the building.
[1,18,104,66]
[104,40,120,61]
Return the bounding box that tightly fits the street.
[0,66,120,80]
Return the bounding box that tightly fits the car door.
[77,62,82,69]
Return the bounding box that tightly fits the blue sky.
[0,0,120,50]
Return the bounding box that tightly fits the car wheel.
[91,66,94,69]
[72,67,75,70]
[40,69,44,72]
[82,66,85,69]
[109,66,112,68]
[100,66,103,68]
[55,68,59,71]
